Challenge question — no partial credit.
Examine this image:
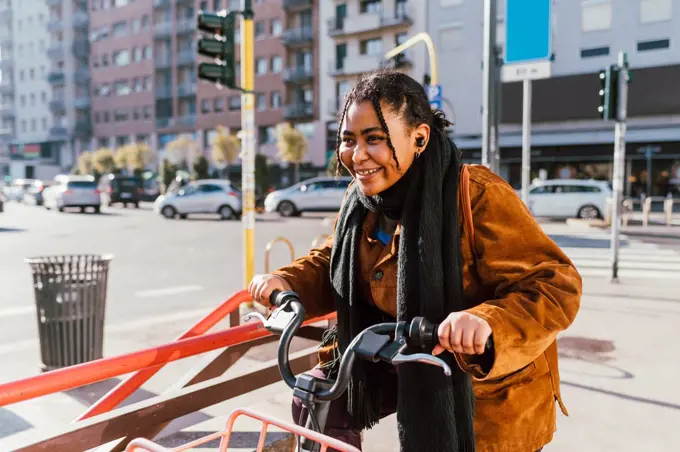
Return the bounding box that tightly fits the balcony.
[0,58,12,69]
[49,100,66,113]
[0,103,14,117]
[74,120,92,137]
[176,19,195,34]
[327,99,339,116]
[47,71,66,84]
[155,54,172,69]
[74,68,90,84]
[72,12,89,29]
[155,86,172,99]
[0,28,10,43]
[177,50,195,66]
[154,21,172,38]
[156,117,173,128]
[283,0,313,10]
[73,40,89,58]
[177,115,196,127]
[49,126,69,139]
[177,83,196,96]
[281,27,314,47]
[47,45,65,60]
[0,10,11,23]
[0,126,13,138]
[47,20,63,32]
[283,102,314,120]
[74,96,91,109]
[0,80,13,94]
[282,66,314,84]
[328,10,412,37]
[153,0,170,7]
[328,55,381,77]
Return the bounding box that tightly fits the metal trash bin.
[25,254,113,371]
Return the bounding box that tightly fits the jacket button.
[374,270,384,281]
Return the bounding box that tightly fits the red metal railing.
[77,290,251,420]
[0,292,335,408]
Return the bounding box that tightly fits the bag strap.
[460,164,478,258]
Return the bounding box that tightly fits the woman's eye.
[342,138,355,146]
[367,135,384,144]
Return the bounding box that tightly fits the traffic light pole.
[481,0,497,170]
[610,51,629,283]
[240,0,256,302]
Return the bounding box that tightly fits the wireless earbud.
[416,137,425,147]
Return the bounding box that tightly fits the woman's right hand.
[248,274,293,307]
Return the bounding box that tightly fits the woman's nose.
[352,144,368,164]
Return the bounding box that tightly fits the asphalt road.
[0,201,333,376]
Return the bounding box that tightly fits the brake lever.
[391,352,453,376]
[242,300,298,335]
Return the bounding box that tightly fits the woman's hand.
[247,274,293,307]
[433,312,492,356]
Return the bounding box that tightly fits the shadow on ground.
[549,234,629,249]
[0,408,33,438]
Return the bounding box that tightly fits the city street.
[1,201,680,450]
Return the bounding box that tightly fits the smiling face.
[339,100,430,196]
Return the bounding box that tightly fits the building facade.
[430,0,680,197]
[0,0,14,179]
[319,0,427,166]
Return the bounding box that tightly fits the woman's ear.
[414,123,431,152]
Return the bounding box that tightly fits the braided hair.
[335,69,453,176]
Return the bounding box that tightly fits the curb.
[565,219,680,240]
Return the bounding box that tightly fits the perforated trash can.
[25,254,113,371]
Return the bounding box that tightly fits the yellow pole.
[384,32,438,85]
[240,1,255,309]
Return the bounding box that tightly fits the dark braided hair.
[335,69,453,176]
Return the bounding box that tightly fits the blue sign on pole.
[502,0,552,81]
[427,84,442,110]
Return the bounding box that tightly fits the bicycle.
[125,290,455,452]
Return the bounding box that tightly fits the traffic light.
[197,10,238,88]
[598,65,619,121]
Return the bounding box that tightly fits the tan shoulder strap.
[460,164,478,258]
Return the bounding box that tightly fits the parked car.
[525,179,611,219]
[264,177,353,217]
[98,174,143,208]
[4,178,37,202]
[43,175,102,213]
[153,179,242,220]
[23,180,53,206]
[0,191,4,213]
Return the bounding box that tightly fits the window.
[114,80,130,95]
[112,21,127,37]
[360,0,382,14]
[29,68,35,80]
[143,46,151,60]
[201,99,211,113]
[20,95,25,106]
[440,25,463,50]
[258,125,276,144]
[21,120,26,132]
[94,112,100,124]
[114,109,129,122]
[637,38,670,51]
[256,93,266,111]
[271,19,282,36]
[30,94,36,105]
[360,38,382,56]
[143,106,152,119]
[132,107,141,120]
[270,55,283,73]
[530,186,553,194]
[143,76,152,90]
[131,18,140,33]
[133,47,142,62]
[113,50,130,66]
[19,70,24,81]
[102,54,109,67]
[640,0,672,23]
[255,21,265,38]
[335,43,347,70]
[228,96,241,110]
[303,88,313,103]
[256,57,267,74]
[214,98,225,112]
[271,91,281,109]
[93,55,100,68]
[103,111,110,122]
[581,46,610,58]
[31,119,37,131]
[42,118,48,130]
[141,15,150,31]
[133,78,142,92]
[581,1,612,32]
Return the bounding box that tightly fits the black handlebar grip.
[408,317,439,350]
[269,289,282,307]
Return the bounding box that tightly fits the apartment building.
[0,0,13,178]
[319,0,427,165]
[430,0,680,197]
[45,0,91,177]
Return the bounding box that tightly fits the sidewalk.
[566,217,680,239]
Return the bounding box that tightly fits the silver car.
[264,177,352,217]
[43,175,102,213]
[154,179,242,220]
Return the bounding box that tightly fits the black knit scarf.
[329,129,476,452]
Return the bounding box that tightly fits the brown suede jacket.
[273,165,582,452]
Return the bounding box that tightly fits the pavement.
[1,202,679,450]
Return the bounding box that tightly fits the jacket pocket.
[474,360,537,400]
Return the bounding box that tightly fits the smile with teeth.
[356,168,382,176]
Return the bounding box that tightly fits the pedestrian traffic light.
[598,65,619,121]
[197,10,238,88]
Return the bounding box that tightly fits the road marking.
[0,305,35,318]
[135,285,203,298]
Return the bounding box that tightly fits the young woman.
[249,70,581,452]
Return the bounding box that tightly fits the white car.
[264,176,352,217]
[43,175,102,213]
[154,179,242,220]
[526,179,611,219]
[4,178,38,202]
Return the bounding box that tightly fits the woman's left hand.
[433,312,492,356]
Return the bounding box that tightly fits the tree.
[326,153,349,177]
[276,122,308,184]
[114,147,128,172]
[92,148,116,175]
[166,135,197,170]
[255,153,270,195]
[77,152,94,176]
[160,158,178,194]
[211,126,240,176]
[193,155,210,180]
[116,143,152,175]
